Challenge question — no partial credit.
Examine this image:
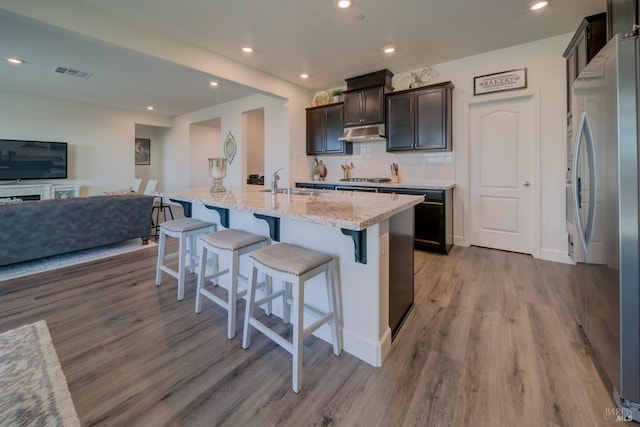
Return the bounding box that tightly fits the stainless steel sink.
[259,188,320,196]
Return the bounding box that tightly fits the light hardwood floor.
[0,244,619,426]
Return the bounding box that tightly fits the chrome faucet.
[271,168,284,194]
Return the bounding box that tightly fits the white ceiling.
[0,0,606,117]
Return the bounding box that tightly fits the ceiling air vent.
[53,66,93,79]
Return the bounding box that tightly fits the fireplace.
[0,184,51,200]
[0,183,80,200]
[14,194,41,201]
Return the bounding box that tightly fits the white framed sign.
[474,68,527,95]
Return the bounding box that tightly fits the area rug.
[0,239,157,282]
[0,320,80,426]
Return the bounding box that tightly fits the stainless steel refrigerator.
[571,34,640,420]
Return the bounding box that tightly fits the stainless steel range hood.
[338,124,386,141]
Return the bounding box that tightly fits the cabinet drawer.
[379,187,444,202]
[424,190,444,202]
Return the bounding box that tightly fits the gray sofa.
[0,194,154,267]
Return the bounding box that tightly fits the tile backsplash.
[311,141,454,183]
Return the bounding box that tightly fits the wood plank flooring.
[0,244,619,426]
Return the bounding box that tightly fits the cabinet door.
[386,93,414,151]
[306,108,326,155]
[415,87,451,151]
[343,91,363,127]
[314,183,336,190]
[362,87,384,124]
[575,30,587,76]
[296,183,315,189]
[324,104,344,153]
[414,201,445,251]
[566,47,577,122]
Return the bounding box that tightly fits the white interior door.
[469,94,536,254]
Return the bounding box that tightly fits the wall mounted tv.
[0,139,68,180]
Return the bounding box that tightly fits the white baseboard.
[340,326,391,368]
[453,236,574,265]
[538,248,574,264]
[453,235,468,247]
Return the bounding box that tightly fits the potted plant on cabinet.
[331,88,344,103]
[406,65,438,88]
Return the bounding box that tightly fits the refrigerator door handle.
[572,112,597,253]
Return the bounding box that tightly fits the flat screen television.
[0,139,68,180]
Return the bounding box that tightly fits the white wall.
[164,94,290,190]
[245,109,265,177]
[441,33,571,263]
[135,124,169,189]
[189,123,221,187]
[0,91,170,195]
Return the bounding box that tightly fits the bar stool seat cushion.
[201,229,268,252]
[250,243,333,276]
[161,218,214,233]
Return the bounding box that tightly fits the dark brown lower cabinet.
[378,187,452,254]
[295,183,335,190]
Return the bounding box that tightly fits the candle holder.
[208,157,227,193]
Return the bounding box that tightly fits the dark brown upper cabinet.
[306,103,353,155]
[343,69,394,128]
[386,81,454,152]
[563,13,607,127]
[343,86,385,127]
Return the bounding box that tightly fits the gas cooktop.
[339,177,392,183]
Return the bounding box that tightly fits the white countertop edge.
[161,190,423,231]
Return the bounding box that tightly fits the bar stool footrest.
[302,313,333,337]
[198,288,229,309]
[159,265,179,280]
[248,318,294,354]
[253,289,285,307]
[203,268,230,282]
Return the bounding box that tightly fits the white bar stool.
[242,243,343,393]
[155,218,217,300]
[195,229,270,339]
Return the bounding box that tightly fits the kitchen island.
[160,185,422,366]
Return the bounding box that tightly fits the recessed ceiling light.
[530,1,549,10]
[242,47,253,53]
[383,47,395,54]
[146,106,155,111]
[209,81,219,87]
[5,57,24,64]
[337,0,353,8]
[300,74,309,79]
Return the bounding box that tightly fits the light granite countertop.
[161,185,423,231]
[296,180,456,190]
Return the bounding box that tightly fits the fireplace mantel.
[0,183,81,200]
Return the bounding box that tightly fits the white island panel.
[166,186,421,367]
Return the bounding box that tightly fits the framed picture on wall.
[135,138,150,165]
[473,68,527,96]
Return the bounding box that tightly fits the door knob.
[523,180,530,187]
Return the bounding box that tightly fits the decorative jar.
[208,158,227,193]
